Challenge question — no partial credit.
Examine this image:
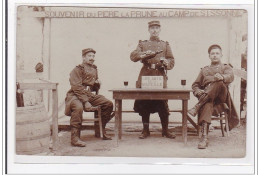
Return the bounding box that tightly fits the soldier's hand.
[160,57,169,67]
[140,50,156,61]
[95,79,101,86]
[145,50,154,55]
[214,73,224,81]
[197,89,205,96]
[84,102,93,111]
[198,93,207,100]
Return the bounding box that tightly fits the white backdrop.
[48,15,229,112]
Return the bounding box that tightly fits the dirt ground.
[45,120,246,158]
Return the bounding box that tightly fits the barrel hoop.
[16,133,50,141]
[16,116,51,125]
[16,108,45,113]
[16,105,46,113]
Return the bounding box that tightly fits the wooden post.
[228,16,244,121]
[52,87,58,150]
[42,8,52,112]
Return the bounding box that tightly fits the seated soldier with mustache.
[65,48,114,147]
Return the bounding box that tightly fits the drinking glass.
[181,79,186,88]
[124,81,128,88]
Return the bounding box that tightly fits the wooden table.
[110,88,191,144]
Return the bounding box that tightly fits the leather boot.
[100,120,112,140]
[188,94,210,117]
[95,112,114,139]
[101,113,115,140]
[95,125,112,140]
[71,128,86,147]
[103,112,115,126]
[198,121,208,149]
[139,123,150,139]
[102,126,112,140]
[161,116,176,139]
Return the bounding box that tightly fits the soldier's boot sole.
[102,133,112,140]
[71,140,86,147]
[139,132,150,139]
[162,131,176,139]
[139,134,149,139]
[198,140,208,149]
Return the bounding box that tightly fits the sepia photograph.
[6,2,255,174]
[14,5,248,158]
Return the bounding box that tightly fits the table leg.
[182,100,188,145]
[118,100,122,140]
[115,99,120,143]
[52,89,58,150]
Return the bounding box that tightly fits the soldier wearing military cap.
[64,48,114,147]
[188,44,239,149]
[130,20,176,139]
[148,20,161,27]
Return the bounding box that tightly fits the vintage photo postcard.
[6,2,255,174]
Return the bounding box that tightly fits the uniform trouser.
[70,95,113,129]
[198,81,228,125]
[140,110,169,129]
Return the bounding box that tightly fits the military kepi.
[148,21,161,27]
[82,48,96,56]
[208,44,222,54]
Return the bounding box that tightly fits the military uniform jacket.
[192,63,234,97]
[64,63,98,116]
[192,63,239,130]
[130,36,174,88]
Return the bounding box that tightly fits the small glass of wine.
[124,81,128,88]
[181,79,186,88]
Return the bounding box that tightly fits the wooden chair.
[81,85,104,139]
[197,103,230,137]
[82,105,103,139]
[211,103,230,137]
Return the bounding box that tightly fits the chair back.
[89,82,100,95]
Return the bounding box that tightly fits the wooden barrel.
[16,103,50,155]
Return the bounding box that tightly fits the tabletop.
[110,88,192,92]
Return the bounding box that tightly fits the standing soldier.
[130,21,176,139]
[188,44,239,149]
[65,48,114,147]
